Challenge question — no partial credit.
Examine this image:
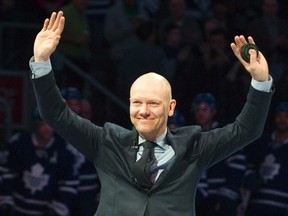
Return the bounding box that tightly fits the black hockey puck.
[240,43,259,62]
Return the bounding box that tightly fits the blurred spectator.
[203,0,247,41]
[160,23,182,61]
[158,0,203,49]
[85,0,113,53]
[60,87,100,216]
[191,93,220,131]
[160,23,191,84]
[201,29,233,77]
[243,102,288,216]
[170,40,205,123]
[202,18,223,42]
[104,0,149,61]
[58,0,90,56]
[199,28,239,122]
[0,108,78,216]
[116,21,166,101]
[55,0,91,91]
[191,92,246,216]
[206,1,229,32]
[205,0,238,40]
[246,0,288,101]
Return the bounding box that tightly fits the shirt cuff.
[29,56,52,79]
[251,75,273,92]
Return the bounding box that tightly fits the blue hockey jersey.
[2,132,79,216]
[245,133,288,216]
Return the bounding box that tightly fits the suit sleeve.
[31,71,103,162]
[197,85,273,169]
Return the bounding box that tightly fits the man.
[0,108,78,216]
[191,93,246,216]
[243,102,288,216]
[29,11,273,216]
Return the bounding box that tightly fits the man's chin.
[137,126,152,134]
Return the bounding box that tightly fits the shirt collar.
[138,128,168,149]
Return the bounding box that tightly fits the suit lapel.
[119,128,190,190]
[120,128,139,172]
[153,130,188,187]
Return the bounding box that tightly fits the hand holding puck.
[240,43,259,62]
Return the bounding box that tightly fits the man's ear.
[168,99,177,117]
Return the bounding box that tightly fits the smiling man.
[28,11,274,216]
[130,72,176,141]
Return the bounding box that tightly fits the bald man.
[29,11,273,216]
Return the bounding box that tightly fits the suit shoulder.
[170,125,202,137]
[103,122,131,135]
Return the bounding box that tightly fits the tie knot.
[142,141,155,149]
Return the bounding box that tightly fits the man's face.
[36,121,54,141]
[275,112,288,132]
[67,99,81,115]
[194,103,215,127]
[129,75,176,140]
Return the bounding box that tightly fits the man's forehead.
[130,92,163,101]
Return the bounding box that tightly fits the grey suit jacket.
[32,71,273,216]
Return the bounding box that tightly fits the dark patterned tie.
[132,141,156,190]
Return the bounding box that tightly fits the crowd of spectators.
[2,0,287,125]
[1,0,288,215]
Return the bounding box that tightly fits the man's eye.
[132,101,141,105]
[149,102,159,107]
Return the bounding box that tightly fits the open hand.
[33,11,65,62]
[230,35,269,82]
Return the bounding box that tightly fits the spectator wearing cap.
[0,108,78,216]
[60,87,101,216]
[61,87,83,114]
[243,102,288,216]
[191,92,219,131]
[191,92,246,216]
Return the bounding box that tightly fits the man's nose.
[139,104,150,115]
